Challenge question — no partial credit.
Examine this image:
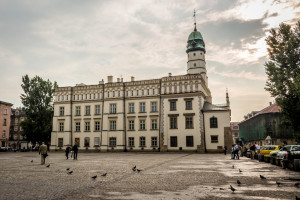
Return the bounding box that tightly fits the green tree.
[20,75,58,144]
[265,21,300,142]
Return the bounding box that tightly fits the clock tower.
[186,22,207,85]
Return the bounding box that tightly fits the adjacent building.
[9,108,27,150]
[50,23,231,152]
[0,101,13,147]
[239,103,294,145]
[230,122,239,142]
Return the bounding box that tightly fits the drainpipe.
[100,84,105,148]
[123,82,127,152]
[158,79,162,152]
[202,110,207,153]
[70,87,73,146]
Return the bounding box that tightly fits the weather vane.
[193,8,197,31]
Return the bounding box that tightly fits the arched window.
[210,116,218,128]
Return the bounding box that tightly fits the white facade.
[50,26,231,153]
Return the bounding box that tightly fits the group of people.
[65,144,78,160]
[38,143,79,165]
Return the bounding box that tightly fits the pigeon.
[132,165,136,171]
[31,160,33,163]
[237,180,241,186]
[66,168,70,171]
[232,165,234,169]
[295,183,300,187]
[276,180,281,187]
[239,169,242,173]
[137,169,142,173]
[230,185,236,192]
[91,175,97,179]
[68,170,73,175]
[260,175,266,179]
[46,164,50,168]
[101,173,107,177]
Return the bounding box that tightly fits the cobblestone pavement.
[0,152,300,200]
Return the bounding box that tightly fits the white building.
[50,23,232,153]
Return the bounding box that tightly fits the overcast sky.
[0,0,299,121]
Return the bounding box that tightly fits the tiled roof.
[202,102,229,111]
[240,103,281,123]
[0,101,13,106]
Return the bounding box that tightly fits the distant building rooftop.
[202,102,229,111]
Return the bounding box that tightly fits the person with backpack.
[233,144,240,160]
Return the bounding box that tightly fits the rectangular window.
[59,107,64,116]
[131,91,133,96]
[95,105,100,115]
[129,137,134,147]
[85,122,90,131]
[113,91,115,97]
[118,91,120,97]
[170,136,177,147]
[110,120,116,130]
[151,137,157,147]
[3,119,6,126]
[109,137,116,147]
[75,122,80,132]
[126,91,128,96]
[4,108,8,115]
[129,103,134,113]
[129,120,134,130]
[140,137,145,147]
[170,101,176,111]
[136,90,139,96]
[110,104,117,114]
[140,102,145,112]
[211,135,218,143]
[85,106,91,115]
[2,130,6,138]
[142,90,144,96]
[76,106,81,116]
[185,117,193,129]
[151,102,157,112]
[84,137,90,147]
[153,89,155,95]
[170,117,177,129]
[15,118,18,123]
[59,122,64,132]
[151,119,157,130]
[58,138,63,147]
[94,137,100,147]
[186,136,194,147]
[95,121,100,131]
[139,120,145,130]
[210,117,218,128]
[186,101,192,110]
[147,89,149,95]
[14,126,18,131]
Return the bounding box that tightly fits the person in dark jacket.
[224,146,227,155]
[72,144,78,160]
[65,146,71,160]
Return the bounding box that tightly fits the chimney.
[107,76,113,83]
[131,76,135,82]
[117,78,120,82]
[269,102,272,106]
[168,73,172,77]
[99,79,104,84]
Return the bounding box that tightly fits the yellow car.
[259,145,281,156]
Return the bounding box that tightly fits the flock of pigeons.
[31,159,142,180]
[31,159,299,198]
[230,164,300,199]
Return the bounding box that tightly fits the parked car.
[0,147,8,152]
[276,145,300,159]
[259,145,281,156]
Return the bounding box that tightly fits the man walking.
[233,144,239,160]
[72,144,78,160]
[39,142,47,165]
[65,146,70,160]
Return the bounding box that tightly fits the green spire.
[186,10,205,53]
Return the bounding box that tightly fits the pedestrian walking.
[250,144,256,159]
[224,146,227,155]
[231,145,235,159]
[72,144,78,160]
[65,146,71,160]
[233,144,239,159]
[39,142,48,165]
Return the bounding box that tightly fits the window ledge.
[138,129,147,131]
[84,131,91,132]
[128,130,136,131]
